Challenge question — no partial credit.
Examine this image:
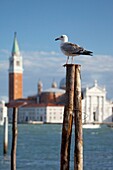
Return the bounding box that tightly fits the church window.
[16,61,20,66]
[93,112,96,121]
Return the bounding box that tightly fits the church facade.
[82,81,113,123]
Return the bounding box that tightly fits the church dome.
[59,78,66,90]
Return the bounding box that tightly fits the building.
[28,80,66,104]
[7,80,113,124]
[38,86,65,104]
[0,101,7,125]
[9,32,23,102]
[8,103,64,124]
[82,80,113,123]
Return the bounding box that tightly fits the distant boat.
[27,120,43,124]
[83,123,100,129]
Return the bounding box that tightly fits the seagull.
[55,35,93,64]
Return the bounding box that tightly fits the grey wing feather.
[61,42,84,54]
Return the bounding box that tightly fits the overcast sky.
[0,0,113,101]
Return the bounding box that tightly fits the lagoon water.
[0,124,113,170]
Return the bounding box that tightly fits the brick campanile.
[9,32,23,102]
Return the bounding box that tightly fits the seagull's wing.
[61,42,84,55]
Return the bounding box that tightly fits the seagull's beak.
[55,37,60,41]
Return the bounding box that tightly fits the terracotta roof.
[22,103,64,108]
[6,102,27,108]
[6,102,64,108]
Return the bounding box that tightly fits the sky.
[0,0,113,101]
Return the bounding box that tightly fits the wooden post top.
[63,64,81,67]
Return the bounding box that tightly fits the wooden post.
[3,117,8,155]
[11,107,18,170]
[74,65,83,170]
[60,64,75,170]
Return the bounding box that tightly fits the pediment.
[87,86,105,95]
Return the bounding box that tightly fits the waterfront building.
[82,80,113,123]
[8,103,64,124]
[0,101,7,125]
[8,32,23,102]
[7,80,113,124]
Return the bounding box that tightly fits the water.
[0,124,113,170]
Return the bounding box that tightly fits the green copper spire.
[12,32,20,56]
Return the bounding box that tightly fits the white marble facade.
[82,81,113,123]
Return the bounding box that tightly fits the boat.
[27,121,43,124]
[83,123,100,129]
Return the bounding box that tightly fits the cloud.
[77,55,113,72]
[0,60,9,71]
[20,51,113,76]
[0,49,113,99]
[76,55,113,99]
[23,52,113,81]
[22,50,65,77]
[21,50,66,96]
[0,96,8,102]
[22,51,113,98]
[0,49,10,54]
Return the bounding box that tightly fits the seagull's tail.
[82,50,93,56]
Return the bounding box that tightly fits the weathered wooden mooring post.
[60,64,83,170]
[11,107,18,170]
[10,102,26,170]
[74,65,83,170]
[60,64,75,170]
[3,116,8,155]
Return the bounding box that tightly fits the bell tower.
[9,32,23,101]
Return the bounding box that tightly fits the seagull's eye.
[61,36,63,38]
